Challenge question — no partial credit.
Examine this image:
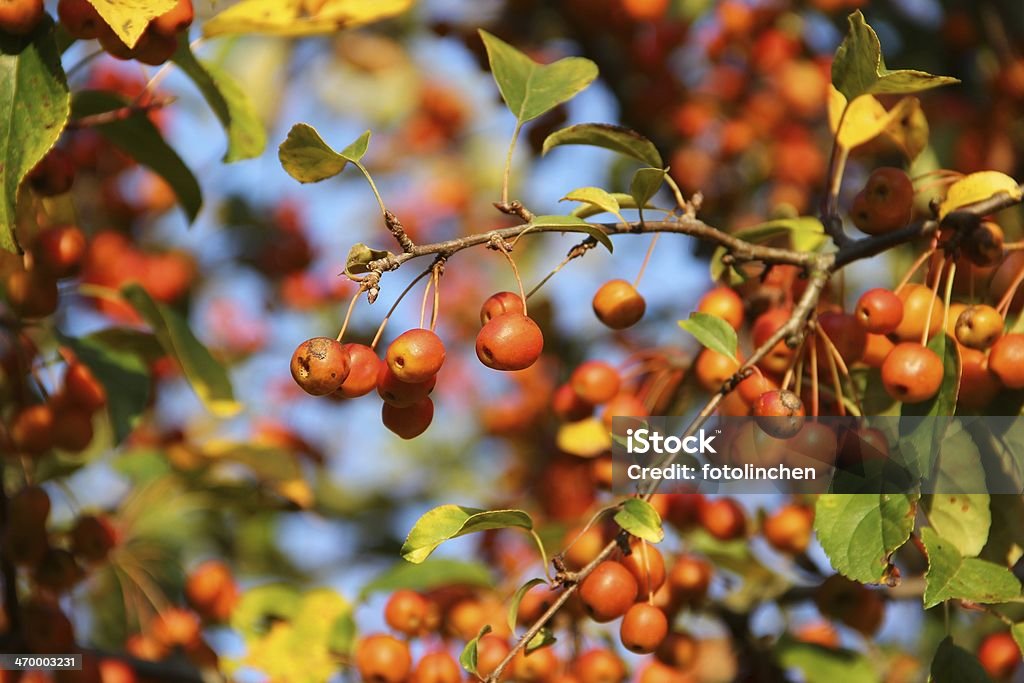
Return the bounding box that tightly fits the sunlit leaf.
[87,0,175,48]
[344,243,393,277]
[507,578,547,632]
[0,18,70,253]
[279,124,370,183]
[775,636,879,683]
[204,0,414,38]
[479,30,597,123]
[615,499,664,544]
[561,187,626,224]
[401,505,534,564]
[542,123,662,167]
[679,312,738,359]
[121,284,241,417]
[815,493,917,583]
[360,559,494,599]
[938,171,1023,220]
[829,89,917,151]
[528,214,613,253]
[556,418,611,458]
[922,527,1021,608]
[459,625,491,676]
[630,167,666,212]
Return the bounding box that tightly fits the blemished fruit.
[881,342,943,403]
[977,631,1021,680]
[668,554,712,604]
[697,285,744,330]
[290,337,351,396]
[381,397,434,439]
[33,225,87,279]
[412,651,462,683]
[695,349,740,393]
[698,497,746,540]
[480,291,523,324]
[579,561,639,622]
[619,603,669,654]
[336,344,379,398]
[11,404,55,454]
[383,589,430,636]
[850,167,914,235]
[0,0,44,35]
[570,361,621,405]
[855,288,903,334]
[386,328,445,383]
[476,312,544,371]
[151,0,194,36]
[5,269,58,318]
[954,304,1003,350]
[592,279,646,329]
[893,284,944,342]
[57,0,105,39]
[620,540,666,596]
[963,221,1005,267]
[354,634,412,683]
[753,389,805,439]
[762,504,814,554]
[988,334,1024,389]
[377,361,436,407]
[573,649,627,683]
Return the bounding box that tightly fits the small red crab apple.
[32,224,87,279]
[620,603,669,654]
[881,342,943,403]
[697,285,744,330]
[578,561,638,622]
[290,337,350,395]
[850,167,914,235]
[753,389,805,439]
[336,343,379,398]
[977,631,1021,680]
[57,0,104,39]
[988,333,1024,389]
[476,312,544,371]
[354,634,411,683]
[386,328,446,383]
[480,290,524,324]
[855,288,903,334]
[0,0,44,35]
[570,360,621,404]
[377,361,436,407]
[381,397,434,439]
[592,278,646,329]
[762,503,814,554]
[151,0,194,36]
[954,304,1004,350]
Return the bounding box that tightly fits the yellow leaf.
[827,85,847,134]
[203,0,415,38]
[275,479,314,508]
[881,97,929,160]
[556,418,611,458]
[830,89,917,151]
[87,0,176,48]
[939,171,1024,219]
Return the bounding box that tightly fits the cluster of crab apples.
[290,292,546,438]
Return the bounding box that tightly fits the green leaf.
[231,584,303,640]
[359,559,495,600]
[814,493,917,583]
[775,636,880,683]
[507,578,547,632]
[630,168,666,212]
[561,187,626,224]
[831,11,959,101]
[459,624,492,676]
[87,0,176,48]
[569,193,667,220]
[678,312,739,359]
[61,332,150,444]
[171,42,266,163]
[479,30,598,123]
[922,424,990,557]
[930,636,994,683]
[1012,623,1024,658]
[614,498,664,543]
[542,123,662,167]
[121,284,241,417]
[899,334,960,477]
[528,214,614,253]
[0,18,70,253]
[525,627,556,653]
[279,124,370,183]
[922,527,1021,609]
[401,505,534,564]
[344,243,393,277]
[73,91,201,223]
[202,0,414,38]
